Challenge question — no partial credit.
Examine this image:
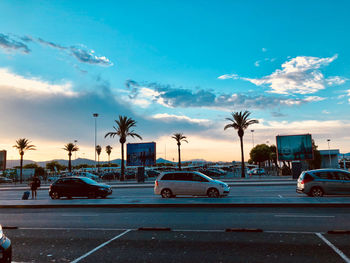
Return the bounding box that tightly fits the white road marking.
[316,233,350,263]
[274,214,335,218]
[265,230,324,234]
[278,195,283,198]
[71,229,131,263]
[20,227,129,231]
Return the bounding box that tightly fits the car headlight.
[99,187,107,191]
[219,183,226,188]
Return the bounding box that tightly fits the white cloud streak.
[0,68,76,96]
[219,55,346,95]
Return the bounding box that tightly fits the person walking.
[30,175,41,199]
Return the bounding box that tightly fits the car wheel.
[50,191,60,200]
[161,188,173,198]
[310,187,324,197]
[207,188,219,198]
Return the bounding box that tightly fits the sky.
[0,0,349,163]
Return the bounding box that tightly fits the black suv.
[49,177,112,199]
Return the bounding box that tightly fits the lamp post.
[327,139,331,168]
[251,130,255,148]
[93,113,99,170]
[74,140,77,170]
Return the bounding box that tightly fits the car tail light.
[155,180,159,187]
[301,177,313,184]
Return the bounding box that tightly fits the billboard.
[276,134,313,161]
[0,150,6,170]
[127,142,156,166]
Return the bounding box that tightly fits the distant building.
[319,149,340,169]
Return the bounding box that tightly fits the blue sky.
[0,0,349,162]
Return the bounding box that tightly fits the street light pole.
[93,113,99,170]
[74,140,77,169]
[251,130,255,148]
[327,139,331,168]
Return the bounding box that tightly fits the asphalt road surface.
[0,185,300,200]
[2,207,350,263]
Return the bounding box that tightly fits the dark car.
[0,177,12,184]
[0,225,12,263]
[101,172,119,181]
[49,177,112,199]
[146,170,160,177]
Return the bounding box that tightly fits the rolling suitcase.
[22,191,30,200]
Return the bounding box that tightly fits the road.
[2,207,350,262]
[0,185,299,200]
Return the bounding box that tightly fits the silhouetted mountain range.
[6,157,176,168]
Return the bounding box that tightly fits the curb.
[1,202,350,209]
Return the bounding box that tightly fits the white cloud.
[152,113,210,124]
[219,55,347,95]
[217,74,239,80]
[322,110,330,114]
[262,48,267,52]
[0,68,76,96]
[254,61,260,67]
[303,96,325,102]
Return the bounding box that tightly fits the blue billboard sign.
[127,142,156,166]
[276,134,313,161]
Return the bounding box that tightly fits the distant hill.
[7,157,177,168]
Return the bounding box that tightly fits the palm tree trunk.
[178,145,181,170]
[121,143,125,181]
[68,154,72,172]
[239,135,245,178]
[20,154,23,184]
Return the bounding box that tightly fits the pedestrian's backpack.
[22,191,30,200]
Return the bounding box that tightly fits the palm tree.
[96,145,102,169]
[172,133,188,170]
[224,111,259,178]
[63,143,79,173]
[105,145,113,165]
[105,115,142,181]
[13,138,36,183]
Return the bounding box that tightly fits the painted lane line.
[20,227,130,231]
[274,214,335,218]
[71,229,131,263]
[278,195,283,198]
[316,233,350,263]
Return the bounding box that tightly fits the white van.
[154,171,230,198]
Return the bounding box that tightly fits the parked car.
[76,172,99,180]
[154,171,230,198]
[146,170,160,177]
[199,168,223,177]
[101,172,119,180]
[0,177,12,184]
[49,177,112,199]
[248,168,266,176]
[0,224,12,262]
[296,169,350,197]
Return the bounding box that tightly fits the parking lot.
[5,228,350,263]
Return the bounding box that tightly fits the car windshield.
[79,177,98,185]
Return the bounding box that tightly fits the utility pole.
[327,139,331,168]
[93,113,99,170]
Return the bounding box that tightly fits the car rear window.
[315,171,339,180]
[161,173,174,180]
